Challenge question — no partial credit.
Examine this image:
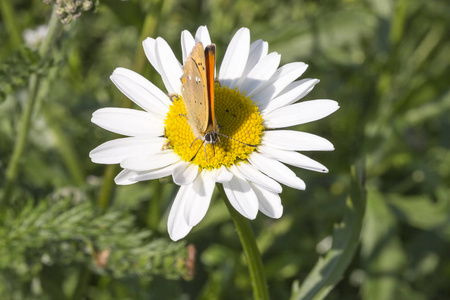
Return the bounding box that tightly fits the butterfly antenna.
[216,132,258,147]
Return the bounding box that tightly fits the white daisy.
[90,26,339,241]
[22,25,48,49]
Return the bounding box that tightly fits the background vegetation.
[1,0,449,299]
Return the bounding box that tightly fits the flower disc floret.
[164,83,263,169]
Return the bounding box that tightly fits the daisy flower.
[22,25,48,49]
[90,26,339,241]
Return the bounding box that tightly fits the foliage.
[1,0,449,299]
[0,195,191,299]
[0,48,41,100]
[291,164,366,300]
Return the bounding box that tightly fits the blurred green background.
[1,0,449,299]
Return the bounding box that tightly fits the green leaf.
[388,193,449,230]
[0,196,191,286]
[0,47,48,101]
[290,163,366,300]
[360,190,407,300]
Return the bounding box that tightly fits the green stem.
[0,0,23,49]
[96,4,165,210]
[218,185,270,300]
[43,108,85,185]
[97,165,118,211]
[147,179,161,231]
[1,7,60,206]
[70,264,91,300]
[135,6,163,74]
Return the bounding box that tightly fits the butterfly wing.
[204,44,217,130]
[181,42,209,137]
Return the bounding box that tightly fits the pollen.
[164,83,263,169]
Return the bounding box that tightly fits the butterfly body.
[181,42,218,159]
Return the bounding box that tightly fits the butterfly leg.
[203,143,208,161]
[190,141,204,161]
[190,137,201,148]
[211,144,216,158]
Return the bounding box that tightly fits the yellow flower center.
[164,83,263,169]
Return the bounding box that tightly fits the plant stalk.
[1,7,60,206]
[96,6,164,210]
[218,185,270,300]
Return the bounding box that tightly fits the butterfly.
[180,42,256,161]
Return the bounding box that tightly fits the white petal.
[90,136,165,164]
[258,145,328,173]
[233,163,282,193]
[132,161,181,182]
[264,100,339,128]
[120,150,180,171]
[194,26,215,77]
[262,130,335,151]
[195,26,212,46]
[115,169,139,185]
[261,79,320,114]
[142,38,160,74]
[91,108,164,137]
[112,68,171,114]
[238,52,281,95]
[172,161,199,185]
[114,163,178,185]
[237,39,269,86]
[218,28,250,88]
[155,37,183,95]
[250,182,283,218]
[251,62,308,104]
[248,152,306,190]
[184,171,215,226]
[168,185,193,241]
[181,30,195,63]
[211,166,234,183]
[223,171,258,219]
[110,74,166,117]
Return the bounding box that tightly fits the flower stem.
[70,264,91,300]
[0,0,23,50]
[147,179,161,232]
[96,5,164,210]
[96,165,118,211]
[218,185,270,300]
[1,7,60,207]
